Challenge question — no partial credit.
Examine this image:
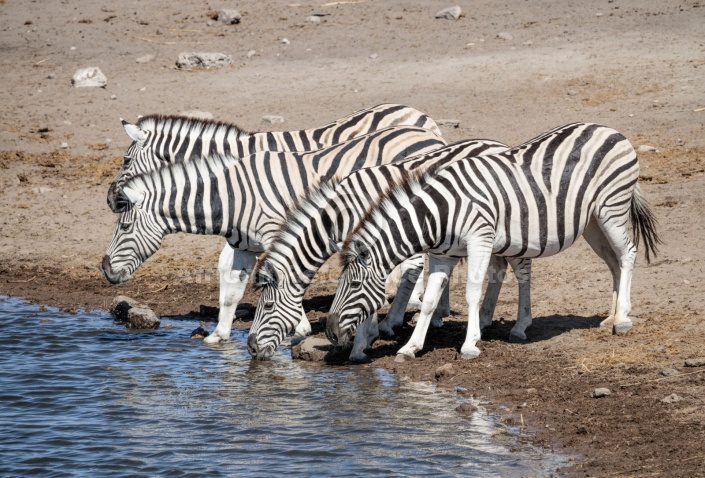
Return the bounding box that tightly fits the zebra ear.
[353,240,370,266]
[121,119,148,143]
[254,261,279,288]
[119,187,144,209]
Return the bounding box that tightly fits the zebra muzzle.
[101,255,130,284]
[325,312,352,347]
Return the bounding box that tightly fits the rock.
[435,363,455,380]
[71,67,107,88]
[60,142,68,149]
[306,15,321,24]
[176,52,233,69]
[262,115,285,124]
[127,307,160,330]
[455,402,477,414]
[567,90,578,96]
[281,38,290,45]
[435,6,462,20]
[523,41,533,47]
[592,387,611,398]
[291,336,333,362]
[190,326,210,339]
[136,54,155,64]
[369,53,378,59]
[661,368,678,376]
[661,393,683,404]
[638,144,658,152]
[685,358,705,367]
[496,32,514,41]
[47,73,56,80]
[246,50,257,58]
[110,94,117,100]
[32,187,53,194]
[179,110,214,120]
[218,9,241,25]
[437,119,460,128]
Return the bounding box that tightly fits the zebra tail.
[630,183,662,264]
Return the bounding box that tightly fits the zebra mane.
[340,168,435,266]
[252,178,342,285]
[123,152,238,194]
[136,114,252,142]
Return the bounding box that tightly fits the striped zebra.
[109,103,441,212]
[246,138,513,361]
[324,123,661,360]
[101,126,446,345]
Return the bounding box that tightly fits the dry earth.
[1,0,705,476]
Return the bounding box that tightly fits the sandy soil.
[1,0,705,475]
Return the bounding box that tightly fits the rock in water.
[291,337,333,362]
[72,67,107,88]
[109,295,159,330]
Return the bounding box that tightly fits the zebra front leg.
[395,256,459,362]
[460,236,494,360]
[205,247,258,344]
[507,258,533,342]
[582,218,621,332]
[378,254,424,338]
[349,313,379,363]
[479,255,507,329]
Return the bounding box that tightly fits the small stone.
[526,387,538,394]
[63,120,72,125]
[523,41,533,47]
[262,115,285,124]
[567,90,578,96]
[246,50,257,58]
[139,87,147,92]
[455,403,477,414]
[306,15,321,24]
[127,307,160,330]
[369,53,378,59]
[661,393,683,404]
[281,38,290,45]
[437,119,460,128]
[47,73,56,80]
[638,144,658,152]
[685,358,705,367]
[136,54,155,64]
[496,32,513,41]
[435,6,462,20]
[71,67,107,88]
[60,142,68,149]
[218,9,241,25]
[592,387,611,398]
[32,186,53,194]
[435,363,455,380]
[110,94,117,100]
[190,326,210,339]
[176,52,233,69]
[661,368,679,377]
[179,110,214,120]
[207,20,215,27]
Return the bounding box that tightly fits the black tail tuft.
[630,184,662,264]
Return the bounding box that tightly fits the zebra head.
[107,119,157,213]
[247,261,305,360]
[326,240,386,348]
[102,188,165,284]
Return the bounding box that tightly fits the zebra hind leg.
[582,218,622,332]
[507,258,533,342]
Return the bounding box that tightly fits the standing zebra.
[325,123,660,360]
[102,126,446,345]
[246,138,513,361]
[109,103,441,211]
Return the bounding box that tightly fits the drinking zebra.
[324,123,660,360]
[109,103,441,212]
[246,138,514,361]
[102,126,446,344]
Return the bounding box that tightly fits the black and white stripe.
[109,104,441,212]
[246,138,511,360]
[102,126,446,344]
[325,123,660,360]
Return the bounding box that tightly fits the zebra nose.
[102,255,127,284]
[247,333,259,358]
[325,312,341,345]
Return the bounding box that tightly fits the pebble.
[592,387,611,398]
[435,363,454,380]
[60,142,68,149]
[638,144,658,152]
[281,38,290,45]
[71,66,107,88]
[661,368,679,376]
[369,53,378,59]
[523,40,533,47]
[47,73,56,80]
[496,32,514,41]
[684,358,705,367]
[110,94,117,100]
[661,393,683,404]
[247,50,257,58]
[176,52,233,69]
[437,119,460,128]
[262,115,285,124]
[136,54,155,64]
[435,6,462,20]
[218,9,241,25]
[32,187,53,194]
[306,15,321,24]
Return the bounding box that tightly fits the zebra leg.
[591,217,636,334]
[479,255,507,329]
[378,254,424,338]
[206,247,259,344]
[582,218,621,331]
[349,313,379,363]
[395,256,459,361]
[405,254,426,309]
[460,237,494,360]
[430,268,453,328]
[507,258,533,342]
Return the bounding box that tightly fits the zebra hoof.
[613,322,633,335]
[349,352,371,364]
[204,333,224,344]
[599,316,616,332]
[394,352,415,363]
[378,329,396,340]
[460,349,481,360]
[508,332,527,343]
[430,318,444,328]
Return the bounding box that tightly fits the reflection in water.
[0,296,563,476]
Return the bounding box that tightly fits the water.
[0,296,562,477]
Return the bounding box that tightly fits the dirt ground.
[1,0,704,475]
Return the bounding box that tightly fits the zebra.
[324,123,661,360]
[246,138,514,361]
[101,126,446,345]
[109,103,441,212]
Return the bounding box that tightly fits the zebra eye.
[119,222,131,232]
[263,301,275,310]
[123,156,132,167]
